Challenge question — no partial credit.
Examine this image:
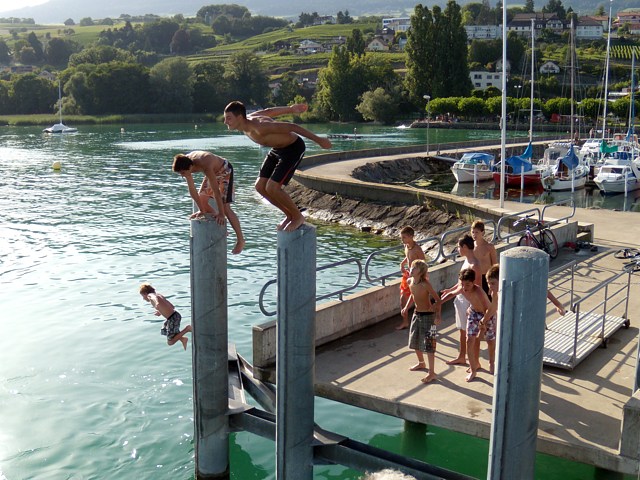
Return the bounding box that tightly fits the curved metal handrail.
[258,257,363,317]
[363,236,440,286]
[541,198,576,225]
[496,207,542,243]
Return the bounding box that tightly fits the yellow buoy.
[52,161,61,170]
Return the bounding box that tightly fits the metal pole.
[488,247,548,480]
[191,217,229,479]
[276,225,316,480]
[499,0,508,208]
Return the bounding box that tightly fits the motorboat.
[450,152,494,183]
[593,158,640,194]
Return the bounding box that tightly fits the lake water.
[1,122,633,480]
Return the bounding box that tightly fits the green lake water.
[0,122,634,479]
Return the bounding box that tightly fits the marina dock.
[274,144,640,474]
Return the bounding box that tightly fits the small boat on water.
[540,143,588,191]
[43,81,77,134]
[450,152,494,183]
[492,142,543,187]
[593,158,640,194]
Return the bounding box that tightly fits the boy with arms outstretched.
[172,150,245,254]
[446,268,495,382]
[401,259,442,384]
[440,234,483,367]
[223,101,332,232]
[397,226,426,330]
[139,283,192,350]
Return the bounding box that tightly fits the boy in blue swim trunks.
[458,268,494,381]
[139,283,192,350]
[223,101,332,232]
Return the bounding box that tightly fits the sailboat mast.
[570,17,575,142]
[530,18,535,143]
[628,50,635,137]
[602,0,613,140]
[58,81,62,124]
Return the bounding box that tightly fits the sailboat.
[539,18,588,191]
[594,49,640,194]
[43,81,77,134]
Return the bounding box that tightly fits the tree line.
[0,0,630,123]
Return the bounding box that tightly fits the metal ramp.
[543,266,632,370]
[543,312,630,370]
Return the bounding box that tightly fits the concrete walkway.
[295,147,640,474]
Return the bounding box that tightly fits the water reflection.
[445,181,640,212]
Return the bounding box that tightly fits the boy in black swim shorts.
[223,101,332,232]
[139,283,192,350]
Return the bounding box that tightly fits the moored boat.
[450,152,494,183]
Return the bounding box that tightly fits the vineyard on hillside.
[610,45,640,60]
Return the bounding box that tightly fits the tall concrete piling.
[191,217,229,479]
[276,225,317,480]
[488,247,549,480]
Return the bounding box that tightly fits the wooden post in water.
[488,247,548,480]
[191,217,229,479]
[276,225,316,480]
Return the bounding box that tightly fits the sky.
[0,0,48,14]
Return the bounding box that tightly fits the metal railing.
[548,260,577,310]
[569,269,632,366]
[496,200,575,244]
[258,257,363,317]
[438,219,498,261]
[363,235,440,286]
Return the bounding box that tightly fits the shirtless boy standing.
[139,283,192,350]
[470,220,498,295]
[454,269,494,382]
[172,150,245,254]
[223,101,332,232]
[401,259,442,384]
[440,234,483,366]
[397,226,426,330]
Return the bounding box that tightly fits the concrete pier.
[276,225,317,479]
[191,218,229,479]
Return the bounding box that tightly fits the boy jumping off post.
[139,283,192,350]
[223,101,332,232]
[172,150,245,254]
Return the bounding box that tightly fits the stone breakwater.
[286,155,466,242]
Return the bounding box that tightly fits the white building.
[464,25,503,40]
[382,17,411,32]
[576,16,604,39]
[470,70,503,89]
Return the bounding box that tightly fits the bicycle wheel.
[615,248,640,259]
[518,234,537,248]
[542,229,559,259]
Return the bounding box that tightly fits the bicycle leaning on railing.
[513,213,559,259]
[615,248,640,273]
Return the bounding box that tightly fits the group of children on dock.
[398,220,565,383]
[140,101,332,349]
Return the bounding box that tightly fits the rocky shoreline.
[286,179,466,242]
